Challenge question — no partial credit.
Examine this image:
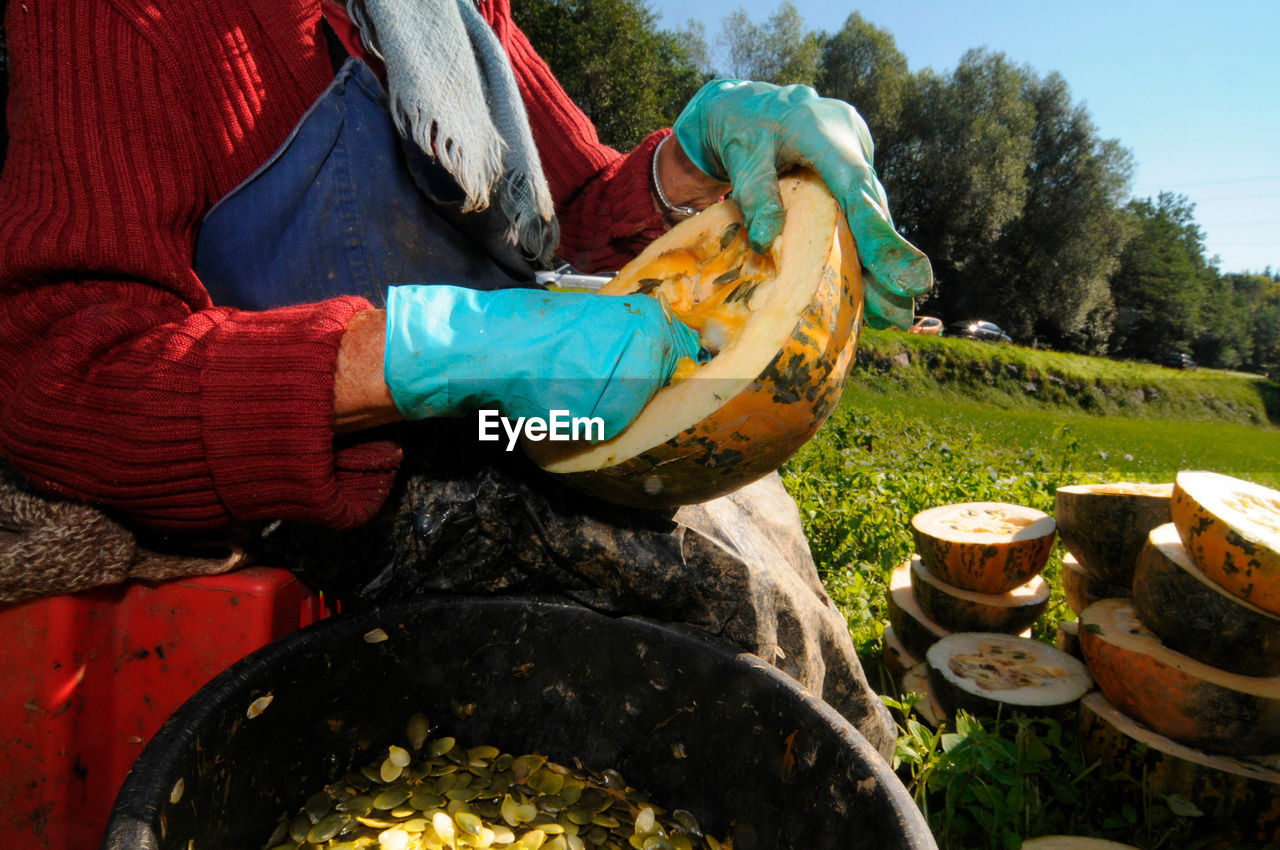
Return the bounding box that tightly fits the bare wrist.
[333,308,402,434]
[652,134,731,223]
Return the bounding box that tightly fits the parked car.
[1162,352,1197,370]
[908,315,943,336]
[946,320,1013,344]
[535,263,615,291]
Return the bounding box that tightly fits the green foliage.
[1110,193,1212,361]
[884,706,1206,849]
[715,1,823,86]
[512,0,703,149]
[515,0,1276,364]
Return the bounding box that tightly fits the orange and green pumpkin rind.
[910,503,1056,595]
[1054,482,1173,586]
[1133,523,1280,677]
[900,661,947,729]
[1079,692,1280,846]
[531,172,863,509]
[887,562,951,659]
[1061,553,1129,616]
[1171,471,1280,618]
[1021,838,1141,850]
[881,624,922,685]
[1055,619,1082,661]
[1079,598,1280,757]
[908,556,1049,634]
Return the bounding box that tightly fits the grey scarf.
[346,0,559,267]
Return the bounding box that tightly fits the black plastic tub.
[105,597,934,849]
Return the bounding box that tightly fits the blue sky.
[646,0,1280,275]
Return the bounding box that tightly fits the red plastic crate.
[0,568,328,849]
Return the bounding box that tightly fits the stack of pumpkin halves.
[1060,472,1280,845]
[884,501,1091,727]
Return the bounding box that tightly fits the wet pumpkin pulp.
[598,219,775,382]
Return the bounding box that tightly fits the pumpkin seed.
[387,745,411,768]
[635,278,664,294]
[456,811,484,835]
[406,713,430,751]
[372,786,413,810]
[432,811,456,842]
[289,812,311,844]
[337,795,373,815]
[719,222,742,250]
[671,811,700,838]
[409,790,444,811]
[305,791,333,823]
[307,813,350,843]
[512,754,546,782]
[246,694,274,719]
[446,785,482,803]
[379,827,410,850]
[469,744,501,762]
[379,757,403,783]
[266,732,728,850]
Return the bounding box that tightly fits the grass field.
[778,343,1280,850]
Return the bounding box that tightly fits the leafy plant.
[882,700,1207,849]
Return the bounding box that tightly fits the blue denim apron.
[194,58,537,310]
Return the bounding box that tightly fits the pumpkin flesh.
[529,171,863,508]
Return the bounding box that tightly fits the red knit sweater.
[0,0,670,531]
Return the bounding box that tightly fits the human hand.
[672,79,932,329]
[383,286,702,439]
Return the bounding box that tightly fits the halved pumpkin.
[1079,598,1280,756]
[1055,619,1082,660]
[1021,837,1141,850]
[1054,482,1173,585]
[925,632,1092,720]
[910,502,1056,594]
[908,555,1049,634]
[1171,471,1280,616]
[528,170,862,508]
[887,561,951,658]
[1133,522,1280,677]
[1080,692,1280,845]
[900,661,947,728]
[1061,553,1129,616]
[881,623,922,684]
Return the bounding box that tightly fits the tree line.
[513,0,1279,374]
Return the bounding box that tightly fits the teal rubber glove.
[384,285,703,440]
[672,79,933,330]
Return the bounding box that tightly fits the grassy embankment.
[779,329,1280,849]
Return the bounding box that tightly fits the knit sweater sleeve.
[0,1,401,531]
[477,0,671,273]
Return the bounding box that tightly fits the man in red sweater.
[0,0,929,533]
[0,0,928,756]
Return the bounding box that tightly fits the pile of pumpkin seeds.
[263,713,730,850]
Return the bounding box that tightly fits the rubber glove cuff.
[383,285,703,440]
